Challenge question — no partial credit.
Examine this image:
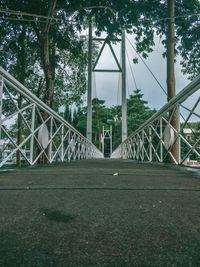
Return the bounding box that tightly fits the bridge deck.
[0,160,200,266]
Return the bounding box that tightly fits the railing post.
[110,125,112,156]
[142,131,144,160]
[177,105,181,164]
[61,124,64,161]
[30,104,35,165]
[132,139,136,159]
[77,137,80,160]
[0,76,3,140]
[49,117,53,162]
[73,135,76,160]
[102,125,104,155]
[160,118,163,162]
[67,130,69,160]
[149,127,152,161]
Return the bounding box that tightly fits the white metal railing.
[111,74,200,166]
[0,67,103,167]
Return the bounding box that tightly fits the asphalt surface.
[0,159,200,267]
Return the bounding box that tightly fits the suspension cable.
[126,34,191,127]
[126,49,138,91]
[126,35,167,96]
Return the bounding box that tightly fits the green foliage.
[150,0,200,79]
[72,98,112,146]
[63,106,72,125]
[0,0,89,110]
[0,0,199,109]
[0,0,199,132]
[72,90,156,151]
[73,107,87,135]
[127,89,156,134]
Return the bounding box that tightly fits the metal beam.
[93,38,122,42]
[93,41,122,72]
[86,21,93,142]
[108,42,122,71]
[92,40,106,71]
[121,31,127,142]
[93,69,121,73]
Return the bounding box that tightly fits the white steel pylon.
[86,22,127,143]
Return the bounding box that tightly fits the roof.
[183,128,193,134]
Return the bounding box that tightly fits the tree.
[0,0,89,109]
[0,11,41,166]
[1,0,199,107]
[1,0,199,161]
[92,98,111,147]
[73,93,155,151]
[63,106,72,124]
[27,0,89,113]
[73,107,87,135]
[175,0,200,80]
[75,0,199,79]
[148,0,200,80]
[0,0,91,165]
[73,98,111,148]
[127,89,156,134]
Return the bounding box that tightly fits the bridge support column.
[160,118,163,162]
[87,21,93,142]
[121,31,127,142]
[30,104,35,165]
[86,26,127,145]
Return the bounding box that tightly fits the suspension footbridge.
[0,28,200,266]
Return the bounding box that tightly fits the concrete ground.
[0,159,200,267]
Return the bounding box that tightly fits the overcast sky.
[88,32,190,111]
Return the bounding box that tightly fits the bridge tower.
[86,22,127,143]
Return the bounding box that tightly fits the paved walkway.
[0,160,200,267]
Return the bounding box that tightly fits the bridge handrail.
[0,67,103,167]
[129,74,200,139]
[0,67,90,142]
[111,73,200,164]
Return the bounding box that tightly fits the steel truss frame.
[111,74,200,165]
[0,67,103,167]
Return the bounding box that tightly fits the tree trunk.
[41,33,55,115]
[33,0,57,163]
[167,0,180,164]
[167,0,175,101]
[39,1,57,118]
